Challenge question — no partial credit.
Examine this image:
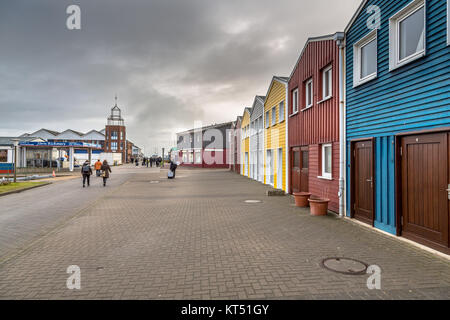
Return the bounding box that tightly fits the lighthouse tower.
[104,96,126,163]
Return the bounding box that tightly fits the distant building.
[4,97,140,169]
[176,122,233,168]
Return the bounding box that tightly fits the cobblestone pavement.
[0,166,142,259]
[0,167,449,299]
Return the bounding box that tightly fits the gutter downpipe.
[335,32,346,218]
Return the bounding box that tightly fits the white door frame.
[277,148,283,189]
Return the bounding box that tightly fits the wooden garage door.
[291,148,301,193]
[401,132,449,248]
[352,140,374,225]
[300,147,309,193]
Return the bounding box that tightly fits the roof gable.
[344,0,368,33]
[288,33,343,79]
[264,76,288,103]
[29,129,60,140]
[56,129,84,140]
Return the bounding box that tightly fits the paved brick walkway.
[0,168,449,299]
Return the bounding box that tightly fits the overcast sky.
[0,0,361,155]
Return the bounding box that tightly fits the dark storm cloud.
[0,0,361,153]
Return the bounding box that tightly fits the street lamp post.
[11,139,20,183]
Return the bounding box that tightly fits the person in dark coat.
[135,158,139,166]
[101,160,112,187]
[81,160,92,187]
[169,160,178,178]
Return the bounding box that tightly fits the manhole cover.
[321,257,368,275]
[244,200,262,203]
[150,181,160,184]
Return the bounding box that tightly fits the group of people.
[133,156,163,168]
[81,159,112,188]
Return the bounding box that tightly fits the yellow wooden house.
[241,107,252,177]
[263,76,288,191]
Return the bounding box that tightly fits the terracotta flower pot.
[308,198,330,216]
[293,192,312,207]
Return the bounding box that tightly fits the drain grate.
[321,257,368,275]
[244,200,262,203]
[149,181,160,184]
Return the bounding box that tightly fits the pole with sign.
[11,139,19,183]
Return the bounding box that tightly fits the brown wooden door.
[401,132,449,248]
[352,140,374,224]
[300,147,309,193]
[291,148,301,193]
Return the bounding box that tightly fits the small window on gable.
[389,0,426,70]
[322,65,332,100]
[353,29,377,87]
[271,107,276,126]
[279,101,285,122]
[292,88,299,114]
[305,78,313,109]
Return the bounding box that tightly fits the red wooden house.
[288,34,343,213]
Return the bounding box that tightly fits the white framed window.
[305,78,313,109]
[195,151,202,164]
[271,107,276,126]
[0,149,7,162]
[279,101,285,122]
[353,29,377,87]
[389,0,426,70]
[292,88,299,114]
[111,142,118,151]
[322,65,332,100]
[265,110,270,128]
[321,144,332,179]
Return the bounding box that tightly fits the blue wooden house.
[344,0,450,253]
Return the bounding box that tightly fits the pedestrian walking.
[94,159,102,177]
[135,158,139,166]
[81,160,92,187]
[168,160,177,179]
[101,160,112,187]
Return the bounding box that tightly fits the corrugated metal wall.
[345,0,450,234]
[250,97,264,181]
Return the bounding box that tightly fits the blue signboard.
[19,141,102,149]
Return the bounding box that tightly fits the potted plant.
[308,187,330,216]
[293,192,312,207]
